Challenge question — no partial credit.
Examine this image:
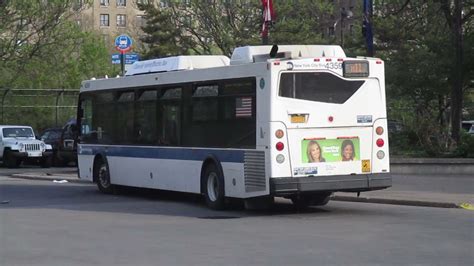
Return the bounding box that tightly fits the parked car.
[40,120,78,166]
[0,125,53,168]
[39,128,62,165]
[461,120,474,135]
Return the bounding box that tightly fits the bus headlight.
[276,154,285,164]
[377,150,385,159]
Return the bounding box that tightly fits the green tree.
[139,0,262,57]
[140,1,340,57]
[269,1,334,45]
[374,0,473,155]
[0,0,115,129]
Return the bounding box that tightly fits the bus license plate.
[362,160,371,172]
[291,115,306,123]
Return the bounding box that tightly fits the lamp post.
[340,7,353,47]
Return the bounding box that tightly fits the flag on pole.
[261,0,275,38]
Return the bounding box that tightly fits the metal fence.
[0,89,79,133]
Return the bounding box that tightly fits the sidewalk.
[10,171,474,210]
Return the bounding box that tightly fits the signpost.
[114,34,133,76]
[112,53,139,65]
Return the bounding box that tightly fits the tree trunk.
[450,0,463,143]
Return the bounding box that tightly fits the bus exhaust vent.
[244,150,266,192]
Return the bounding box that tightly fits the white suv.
[0,125,53,168]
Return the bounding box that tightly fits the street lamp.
[340,7,353,47]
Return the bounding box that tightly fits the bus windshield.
[279,72,365,104]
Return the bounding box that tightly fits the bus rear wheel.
[203,164,225,210]
[291,192,332,209]
[95,159,113,194]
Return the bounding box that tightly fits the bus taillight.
[376,138,384,147]
[275,129,284,139]
[376,126,384,135]
[276,142,284,151]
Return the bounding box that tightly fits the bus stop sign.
[115,35,132,53]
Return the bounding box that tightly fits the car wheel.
[95,158,114,194]
[41,156,52,168]
[203,164,226,210]
[4,151,18,168]
[52,151,61,166]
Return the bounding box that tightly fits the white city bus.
[77,45,391,209]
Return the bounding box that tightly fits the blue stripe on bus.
[79,145,245,163]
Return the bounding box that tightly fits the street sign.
[111,53,140,65]
[115,35,133,53]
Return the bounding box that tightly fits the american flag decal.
[236,97,252,118]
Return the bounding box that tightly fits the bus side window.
[159,88,182,146]
[136,90,158,145]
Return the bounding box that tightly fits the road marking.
[459,203,474,210]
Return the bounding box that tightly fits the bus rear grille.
[25,144,41,151]
[244,150,266,192]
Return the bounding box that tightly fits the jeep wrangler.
[0,125,53,168]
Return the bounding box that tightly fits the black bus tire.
[291,192,332,209]
[95,158,114,194]
[203,164,226,210]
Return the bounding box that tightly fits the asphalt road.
[0,165,75,176]
[0,177,473,266]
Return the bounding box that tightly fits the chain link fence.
[0,89,79,134]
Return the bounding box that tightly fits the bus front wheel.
[203,164,225,210]
[95,158,114,194]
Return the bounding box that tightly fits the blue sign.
[111,53,140,65]
[115,35,133,52]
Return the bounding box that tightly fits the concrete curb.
[331,195,460,209]
[390,158,474,175]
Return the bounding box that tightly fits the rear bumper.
[270,173,391,196]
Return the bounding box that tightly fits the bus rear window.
[279,72,365,104]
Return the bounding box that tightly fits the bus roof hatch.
[125,55,230,76]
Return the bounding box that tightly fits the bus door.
[277,70,389,177]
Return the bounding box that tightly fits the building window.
[100,14,110,26]
[100,0,109,6]
[117,14,127,27]
[117,0,126,7]
[136,15,147,28]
